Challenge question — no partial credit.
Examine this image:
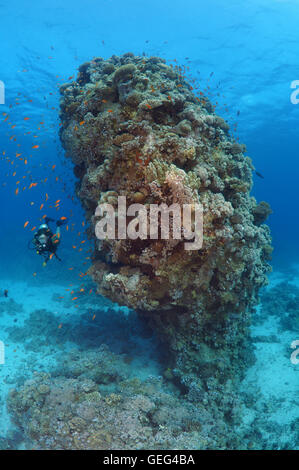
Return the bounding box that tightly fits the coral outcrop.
[7,347,247,450]
[59,53,272,387]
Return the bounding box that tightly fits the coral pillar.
[59,53,272,389]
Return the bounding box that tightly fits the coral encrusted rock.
[59,53,272,387]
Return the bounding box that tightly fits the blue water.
[0,0,298,450]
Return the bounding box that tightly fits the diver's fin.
[45,217,55,224]
[56,218,68,227]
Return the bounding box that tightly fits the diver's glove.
[56,218,68,227]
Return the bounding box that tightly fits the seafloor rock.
[7,347,247,450]
[260,281,299,332]
[7,345,297,450]
[59,53,272,387]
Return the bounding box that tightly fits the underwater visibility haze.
[0,0,298,451]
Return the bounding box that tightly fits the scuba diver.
[30,217,67,267]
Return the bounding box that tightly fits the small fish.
[3,290,8,298]
[255,171,264,179]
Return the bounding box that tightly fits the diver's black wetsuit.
[32,217,64,264]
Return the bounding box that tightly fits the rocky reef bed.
[0,279,161,449]
[8,348,243,450]
[0,271,298,449]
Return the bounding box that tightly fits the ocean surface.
[0,0,298,450]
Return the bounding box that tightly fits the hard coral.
[59,53,272,386]
[7,347,247,450]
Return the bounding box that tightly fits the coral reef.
[5,300,162,358]
[7,346,248,450]
[0,299,23,317]
[8,343,296,450]
[59,53,272,387]
[259,281,299,332]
